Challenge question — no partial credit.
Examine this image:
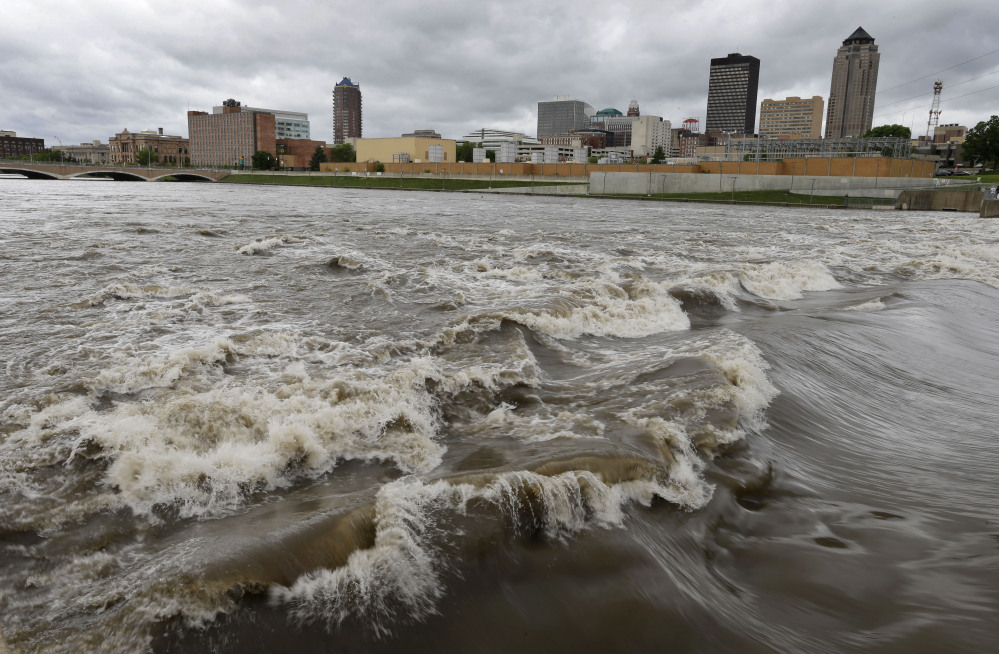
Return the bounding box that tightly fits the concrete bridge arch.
[0,162,228,182]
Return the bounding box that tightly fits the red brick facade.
[187,109,277,167]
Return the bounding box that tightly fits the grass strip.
[592,189,895,206]
[220,174,583,191]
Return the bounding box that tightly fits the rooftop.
[843,26,874,45]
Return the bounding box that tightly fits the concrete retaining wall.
[981,199,999,217]
[895,190,984,212]
[590,172,937,198]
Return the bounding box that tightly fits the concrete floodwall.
[319,161,700,176]
[590,172,938,197]
[316,157,935,180]
[895,190,984,212]
[981,199,999,217]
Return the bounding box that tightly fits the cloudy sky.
[2,0,997,146]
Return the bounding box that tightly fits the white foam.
[843,299,887,312]
[272,469,676,634]
[78,281,197,308]
[90,336,236,395]
[473,403,606,442]
[670,271,744,311]
[695,330,779,433]
[82,356,449,517]
[510,276,690,340]
[237,236,290,255]
[27,329,548,519]
[739,260,841,301]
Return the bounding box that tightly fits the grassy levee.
[591,189,895,207]
[220,174,583,191]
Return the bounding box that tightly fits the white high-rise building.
[459,128,540,150]
[630,116,672,158]
[213,104,310,140]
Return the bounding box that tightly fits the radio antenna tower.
[925,80,942,139]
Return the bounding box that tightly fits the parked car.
[953,170,972,176]
[936,169,953,176]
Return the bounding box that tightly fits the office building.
[0,132,45,158]
[705,53,760,134]
[275,138,330,169]
[825,27,880,138]
[213,104,309,140]
[52,140,111,164]
[352,137,455,164]
[459,128,540,152]
[759,96,824,139]
[401,129,441,139]
[630,116,672,158]
[933,124,966,144]
[333,77,362,144]
[592,108,624,125]
[602,116,635,147]
[109,128,188,165]
[537,98,595,138]
[187,99,276,167]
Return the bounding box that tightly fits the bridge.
[0,161,230,182]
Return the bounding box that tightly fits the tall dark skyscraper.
[705,53,761,134]
[825,27,880,139]
[332,77,362,144]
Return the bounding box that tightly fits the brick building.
[333,78,362,145]
[187,100,276,168]
[275,139,329,169]
[0,132,45,158]
[109,129,188,165]
[213,104,309,140]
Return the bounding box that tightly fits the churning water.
[1,179,997,653]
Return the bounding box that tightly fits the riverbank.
[220,173,894,208]
[219,173,584,191]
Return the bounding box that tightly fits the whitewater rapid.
[1,179,997,653]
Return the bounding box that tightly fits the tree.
[251,150,276,170]
[32,149,75,163]
[650,146,666,164]
[456,141,480,162]
[962,116,999,170]
[863,124,911,139]
[587,156,599,164]
[329,143,356,162]
[485,149,495,162]
[136,147,158,166]
[309,145,328,171]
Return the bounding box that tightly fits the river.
[1,178,997,653]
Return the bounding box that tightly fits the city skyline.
[2,0,997,146]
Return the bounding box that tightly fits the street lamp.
[54,136,63,167]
